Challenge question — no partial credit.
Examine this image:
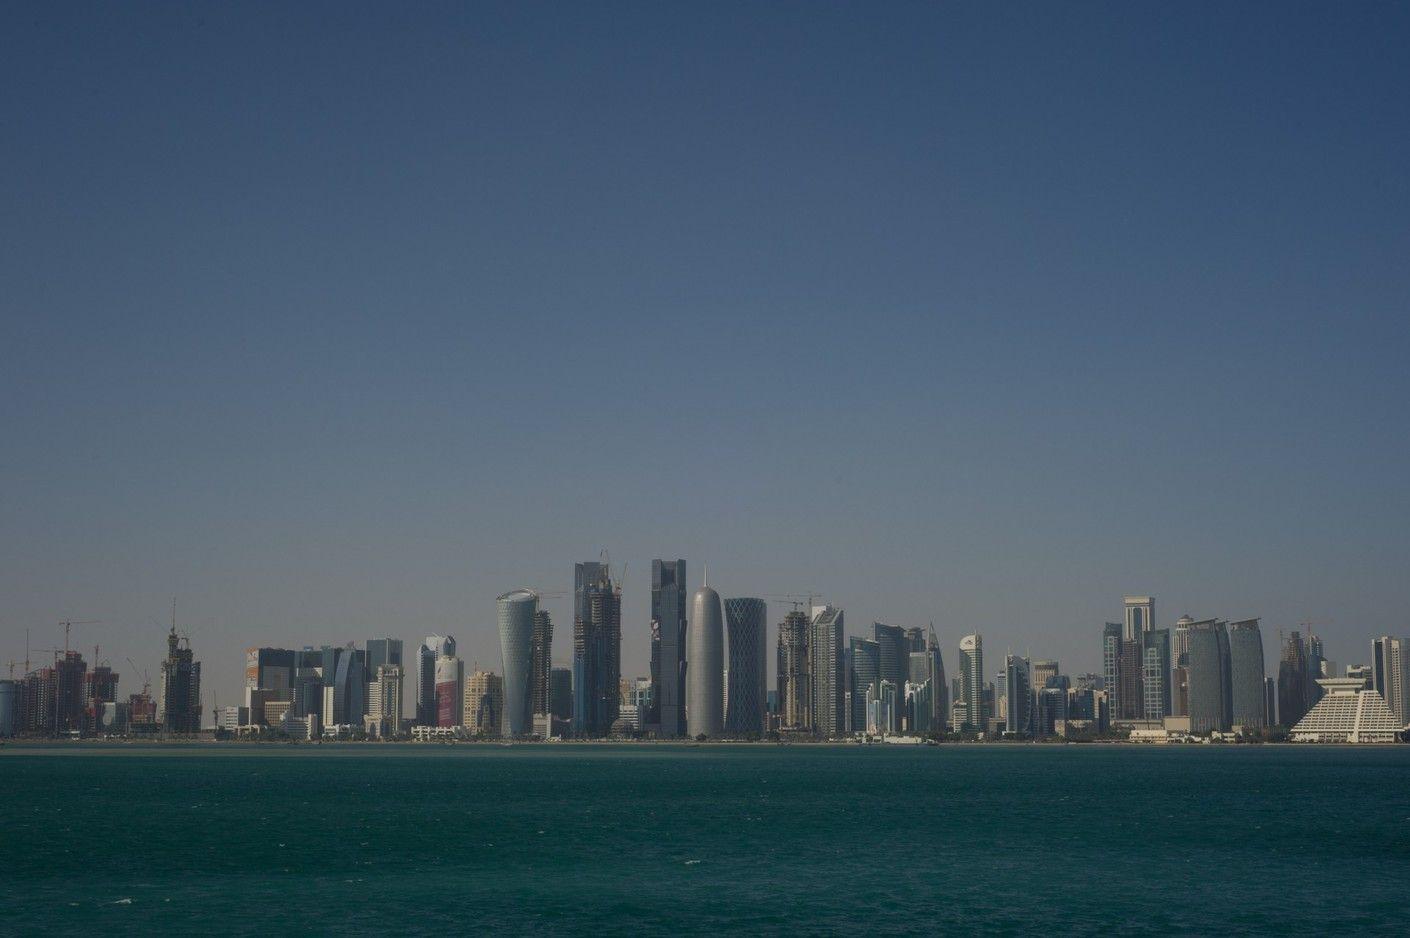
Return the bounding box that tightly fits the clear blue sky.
[3,2,1407,710]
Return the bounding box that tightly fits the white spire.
[703,561,708,589]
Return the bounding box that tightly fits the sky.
[2,2,1408,714]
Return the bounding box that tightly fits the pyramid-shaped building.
[1291,678,1405,744]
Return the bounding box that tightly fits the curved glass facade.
[1228,619,1266,729]
[497,590,538,737]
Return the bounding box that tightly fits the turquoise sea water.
[3,743,1408,935]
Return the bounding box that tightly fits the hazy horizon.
[4,2,1408,711]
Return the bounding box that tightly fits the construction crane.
[58,620,99,654]
[764,593,822,613]
[126,657,152,696]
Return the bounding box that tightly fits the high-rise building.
[1186,619,1231,734]
[324,644,366,728]
[873,623,909,714]
[464,669,504,736]
[1124,596,1155,641]
[366,664,403,737]
[435,649,464,728]
[848,637,880,734]
[54,651,87,735]
[1228,619,1267,730]
[810,606,845,738]
[497,589,538,737]
[1031,660,1059,694]
[1278,631,1314,728]
[1265,677,1277,726]
[573,561,621,737]
[959,634,983,732]
[531,610,553,722]
[157,626,201,734]
[1101,623,1122,719]
[365,639,403,722]
[687,578,724,737]
[724,597,767,735]
[1142,629,1171,720]
[651,559,688,738]
[549,667,573,721]
[416,636,453,727]
[925,625,948,731]
[1370,636,1408,727]
[777,608,811,732]
[1003,655,1031,737]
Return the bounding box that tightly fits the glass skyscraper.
[651,559,687,737]
[724,597,766,735]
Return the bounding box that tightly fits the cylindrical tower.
[724,598,767,735]
[497,589,538,737]
[688,582,724,737]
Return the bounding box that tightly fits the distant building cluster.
[3,579,1407,745]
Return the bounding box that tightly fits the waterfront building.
[724,597,767,735]
[777,609,811,732]
[366,664,402,737]
[0,679,16,736]
[244,648,296,707]
[1036,681,1068,736]
[325,645,366,728]
[1290,678,1404,743]
[1102,623,1123,719]
[530,610,553,723]
[848,637,880,734]
[1346,664,1373,688]
[1117,639,1143,721]
[810,605,845,738]
[906,679,933,735]
[1278,632,1314,727]
[1227,619,1267,729]
[550,667,573,721]
[651,559,688,737]
[925,625,948,731]
[435,651,464,728]
[959,634,983,732]
[873,623,909,714]
[1371,636,1408,727]
[1003,655,1031,738]
[687,577,724,737]
[1171,615,1193,716]
[416,636,454,726]
[1142,629,1171,721]
[157,626,202,734]
[573,561,622,737]
[464,669,503,736]
[54,651,87,735]
[497,589,538,737]
[1186,619,1230,734]
[867,679,898,735]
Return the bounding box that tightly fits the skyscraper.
[1370,636,1408,727]
[497,589,538,737]
[777,608,811,732]
[1278,631,1313,728]
[367,664,403,737]
[651,559,688,738]
[1124,595,1155,641]
[873,623,908,714]
[531,610,553,721]
[549,667,573,721]
[464,669,504,736]
[1031,660,1060,694]
[435,646,463,728]
[416,635,453,727]
[1142,629,1171,720]
[1101,623,1122,718]
[1186,619,1230,734]
[573,561,621,737]
[724,597,767,735]
[1003,655,1031,737]
[810,606,845,738]
[687,577,724,737]
[959,634,983,732]
[926,625,948,732]
[1228,619,1267,730]
[157,626,201,734]
[848,636,880,734]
